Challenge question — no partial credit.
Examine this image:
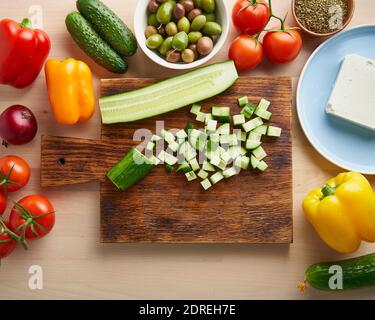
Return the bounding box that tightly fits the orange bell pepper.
[45,58,95,125]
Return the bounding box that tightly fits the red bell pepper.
[0,18,51,89]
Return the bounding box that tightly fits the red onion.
[0,105,38,145]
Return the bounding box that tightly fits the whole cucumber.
[305,253,375,291]
[76,0,137,56]
[65,12,127,73]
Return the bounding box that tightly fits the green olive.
[202,0,215,13]
[146,33,164,49]
[177,17,190,33]
[182,48,195,63]
[202,21,222,36]
[165,22,178,36]
[204,12,216,22]
[145,25,158,38]
[148,13,159,27]
[172,31,189,51]
[159,36,174,56]
[156,1,176,24]
[193,0,202,9]
[191,15,206,31]
[188,31,202,44]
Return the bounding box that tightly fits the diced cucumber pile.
[107,96,282,191]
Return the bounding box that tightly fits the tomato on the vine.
[0,155,30,192]
[263,28,303,64]
[229,35,264,71]
[9,195,55,240]
[0,222,17,259]
[232,0,270,35]
[0,191,6,215]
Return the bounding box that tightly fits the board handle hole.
[57,158,66,166]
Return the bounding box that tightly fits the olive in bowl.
[134,0,229,70]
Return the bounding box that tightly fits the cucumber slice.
[267,126,282,137]
[206,119,218,132]
[210,172,224,185]
[220,134,231,145]
[189,158,200,171]
[235,130,247,142]
[198,169,209,179]
[100,61,238,124]
[146,141,155,151]
[176,129,188,140]
[212,106,231,123]
[177,161,191,173]
[221,151,232,164]
[241,103,256,118]
[217,123,230,135]
[185,171,197,181]
[202,161,215,172]
[257,160,268,171]
[205,113,214,123]
[159,150,178,165]
[200,178,212,190]
[256,98,270,112]
[223,166,240,179]
[253,125,268,135]
[246,140,262,150]
[161,129,175,143]
[250,155,260,169]
[255,109,272,120]
[178,141,197,161]
[240,156,250,170]
[190,104,201,115]
[196,111,207,122]
[210,156,226,170]
[151,134,162,142]
[242,117,264,133]
[248,131,262,142]
[209,132,220,143]
[107,148,155,191]
[237,96,248,107]
[228,134,238,146]
[147,154,161,166]
[168,141,179,152]
[253,146,267,161]
[233,114,245,126]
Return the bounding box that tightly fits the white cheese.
[326,54,375,131]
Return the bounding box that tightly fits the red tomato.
[0,155,30,192]
[263,29,303,64]
[229,35,264,71]
[0,223,17,259]
[9,195,55,240]
[0,191,6,215]
[232,0,270,35]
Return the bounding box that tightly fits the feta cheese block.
[326,54,375,131]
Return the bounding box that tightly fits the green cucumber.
[65,12,127,73]
[107,148,155,191]
[212,106,231,123]
[76,0,137,56]
[305,253,375,291]
[100,61,238,124]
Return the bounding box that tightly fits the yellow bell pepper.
[45,58,95,125]
[303,172,375,253]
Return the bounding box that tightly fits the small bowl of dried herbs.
[292,0,355,37]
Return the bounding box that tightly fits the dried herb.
[295,0,348,34]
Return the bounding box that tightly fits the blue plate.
[297,25,375,174]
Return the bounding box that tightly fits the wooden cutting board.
[41,77,293,243]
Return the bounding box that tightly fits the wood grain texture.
[42,77,293,243]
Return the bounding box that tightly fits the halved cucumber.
[100,61,238,124]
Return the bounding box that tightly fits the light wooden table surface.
[1,0,375,300]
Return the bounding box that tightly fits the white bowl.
[134,0,229,70]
